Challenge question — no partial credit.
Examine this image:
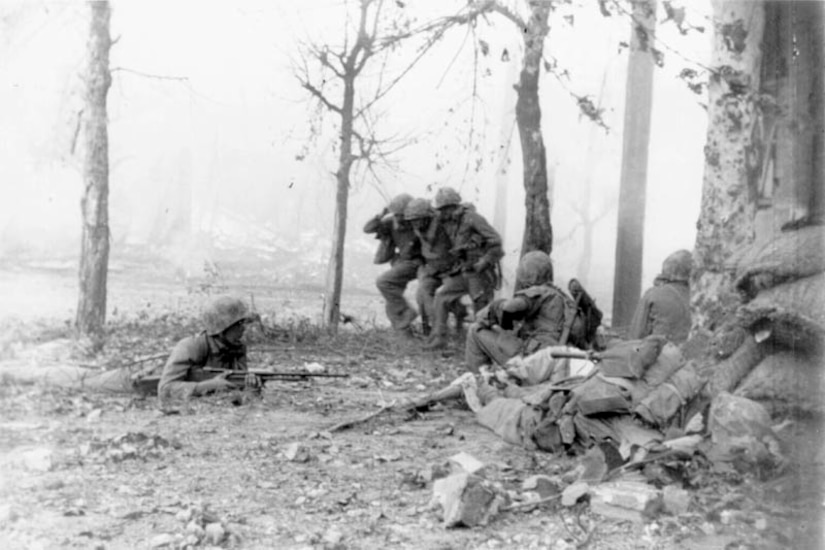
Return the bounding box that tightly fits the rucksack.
[561,279,603,350]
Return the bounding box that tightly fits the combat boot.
[423,333,448,350]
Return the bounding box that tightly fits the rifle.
[203,367,349,384]
[544,349,603,362]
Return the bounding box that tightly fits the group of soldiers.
[155,188,694,402]
[364,188,504,350]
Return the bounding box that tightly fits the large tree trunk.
[76,0,112,337]
[323,76,356,331]
[691,0,765,334]
[611,0,656,331]
[516,3,552,256]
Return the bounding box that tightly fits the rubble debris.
[590,481,663,523]
[448,452,486,475]
[521,475,561,499]
[430,472,506,528]
[662,484,690,515]
[79,432,175,463]
[283,442,311,462]
[561,482,589,507]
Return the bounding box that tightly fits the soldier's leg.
[467,268,496,315]
[376,260,419,329]
[416,271,441,336]
[425,275,468,349]
[465,324,522,373]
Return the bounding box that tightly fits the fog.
[0,0,710,321]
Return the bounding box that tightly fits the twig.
[503,493,562,511]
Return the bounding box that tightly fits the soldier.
[404,197,467,336]
[158,295,260,403]
[424,187,504,350]
[628,249,693,344]
[364,193,421,332]
[465,251,587,372]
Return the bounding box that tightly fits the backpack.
[561,279,603,350]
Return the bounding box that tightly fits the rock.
[149,533,176,548]
[0,503,19,523]
[16,447,53,472]
[521,475,561,499]
[662,485,690,515]
[322,526,344,544]
[590,481,663,523]
[708,392,784,471]
[448,452,486,475]
[204,522,225,545]
[186,520,205,539]
[283,442,310,462]
[561,482,589,507]
[431,473,503,527]
[304,362,326,374]
[86,409,102,422]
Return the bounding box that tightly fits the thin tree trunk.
[691,0,765,334]
[76,0,112,336]
[323,75,356,331]
[611,0,656,331]
[516,3,552,256]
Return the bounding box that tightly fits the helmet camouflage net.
[404,197,433,221]
[516,251,554,287]
[433,187,461,209]
[203,295,250,335]
[387,193,413,216]
[661,249,693,283]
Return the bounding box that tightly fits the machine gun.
[203,367,349,383]
[133,367,348,396]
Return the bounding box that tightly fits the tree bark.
[691,0,765,334]
[515,3,553,256]
[323,74,355,330]
[611,0,656,331]
[76,0,112,336]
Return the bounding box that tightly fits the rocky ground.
[0,258,822,549]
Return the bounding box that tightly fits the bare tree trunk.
[691,0,765,334]
[322,73,356,331]
[611,0,656,331]
[76,0,112,337]
[516,3,552,256]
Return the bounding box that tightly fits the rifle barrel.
[203,368,349,378]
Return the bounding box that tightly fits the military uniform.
[158,332,248,401]
[465,251,578,371]
[427,189,503,348]
[157,296,254,403]
[364,194,422,330]
[628,250,692,343]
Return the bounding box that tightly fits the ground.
[0,252,822,549]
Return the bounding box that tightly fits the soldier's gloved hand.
[473,258,489,272]
[196,371,234,394]
[244,372,262,390]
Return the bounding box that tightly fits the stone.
[304,362,325,374]
[204,522,225,545]
[561,482,589,507]
[448,452,486,475]
[521,475,561,499]
[431,473,502,527]
[322,526,344,545]
[149,533,176,548]
[590,481,662,523]
[18,448,53,472]
[662,485,690,515]
[283,442,310,462]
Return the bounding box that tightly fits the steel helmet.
[661,250,693,283]
[433,187,461,209]
[516,251,554,287]
[404,197,433,221]
[203,295,251,335]
[387,193,413,216]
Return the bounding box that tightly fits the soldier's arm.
[157,336,209,400]
[363,210,389,234]
[469,213,504,264]
[628,290,654,340]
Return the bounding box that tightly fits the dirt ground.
[0,259,823,549]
